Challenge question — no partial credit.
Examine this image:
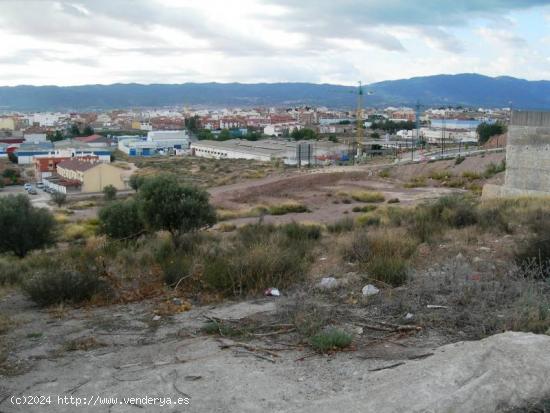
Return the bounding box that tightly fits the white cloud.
[0,0,547,86]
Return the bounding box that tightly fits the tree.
[328,134,338,143]
[0,195,56,257]
[82,125,94,136]
[217,129,231,141]
[245,131,262,141]
[51,192,67,207]
[69,124,81,137]
[291,128,317,141]
[477,122,506,145]
[371,132,380,139]
[98,199,144,239]
[138,175,216,244]
[129,174,145,191]
[2,168,19,184]
[197,129,213,140]
[46,130,64,142]
[185,115,200,133]
[103,184,117,201]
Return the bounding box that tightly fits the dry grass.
[404,177,427,188]
[350,191,385,203]
[135,156,283,188]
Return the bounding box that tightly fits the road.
[0,185,52,209]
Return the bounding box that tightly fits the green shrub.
[356,214,381,227]
[0,194,56,257]
[368,256,408,286]
[387,198,400,204]
[327,217,355,233]
[404,177,427,188]
[310,328,353,353]
[351,191,385,203]
[455,155,466,165]
[268,203,309,215]
[429,170,454,181]
[51,192,67,207]
[462,171,482,180]
[22,268,108,306]
[410,196,478,242]
[162,255,193,286]
[0,259,25,285]
[343,231,370,263]
[483,160,506,178]
[344,229,416,286]
[103,184,117,201]
[352,205,377,213]
[282,222,321,240]
[200,224,316,296]
[378,169,391,178]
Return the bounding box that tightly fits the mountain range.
[0,74,549,111]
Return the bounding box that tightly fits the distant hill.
[0,74,549,111]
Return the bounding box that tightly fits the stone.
[295,332,550,413]
[362,284,379,296]
[317,277,338,290]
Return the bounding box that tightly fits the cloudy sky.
[0,0,549,86]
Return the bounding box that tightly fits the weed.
[282,222,321,240]
[64,336,106,351]
[351,191,385,203]
[483,160,506,178]
[22,266,108,307]
[310,328,353,353]
[429,170,454,181]
[387,198,400,204]
[268,202,309,215]
[352,205,377,213]
[356,214,381,227]
[327,217,355,233]
[201,320,244,337]
[455,155,465,165]
[404,177,427,188]
[218,223,237,232]
[378,169,391,178]
[462,171,482,180]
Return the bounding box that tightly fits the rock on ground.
[293,332,550,413]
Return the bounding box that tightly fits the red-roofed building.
[74,134,111,147]
[34,155,98,181]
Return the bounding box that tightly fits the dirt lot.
[210,153,506,227]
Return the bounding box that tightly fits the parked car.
[36,182,44,189]
[24,183,32,190]
[28,188,37,195]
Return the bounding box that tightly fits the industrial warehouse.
[190,139,350,165]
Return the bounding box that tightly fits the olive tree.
[103,184,117,201]
[138,174,216,244]
[98,199,144,239]
[0,195,56,257]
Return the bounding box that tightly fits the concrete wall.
[504,111,550,193]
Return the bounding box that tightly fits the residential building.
[47,159,130,193]
[0,117,15,131]
[34,155,98,181]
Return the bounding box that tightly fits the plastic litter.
[264,287,281,297]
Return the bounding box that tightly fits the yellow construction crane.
[352,81,363,164]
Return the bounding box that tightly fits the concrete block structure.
[483,111,550,198]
